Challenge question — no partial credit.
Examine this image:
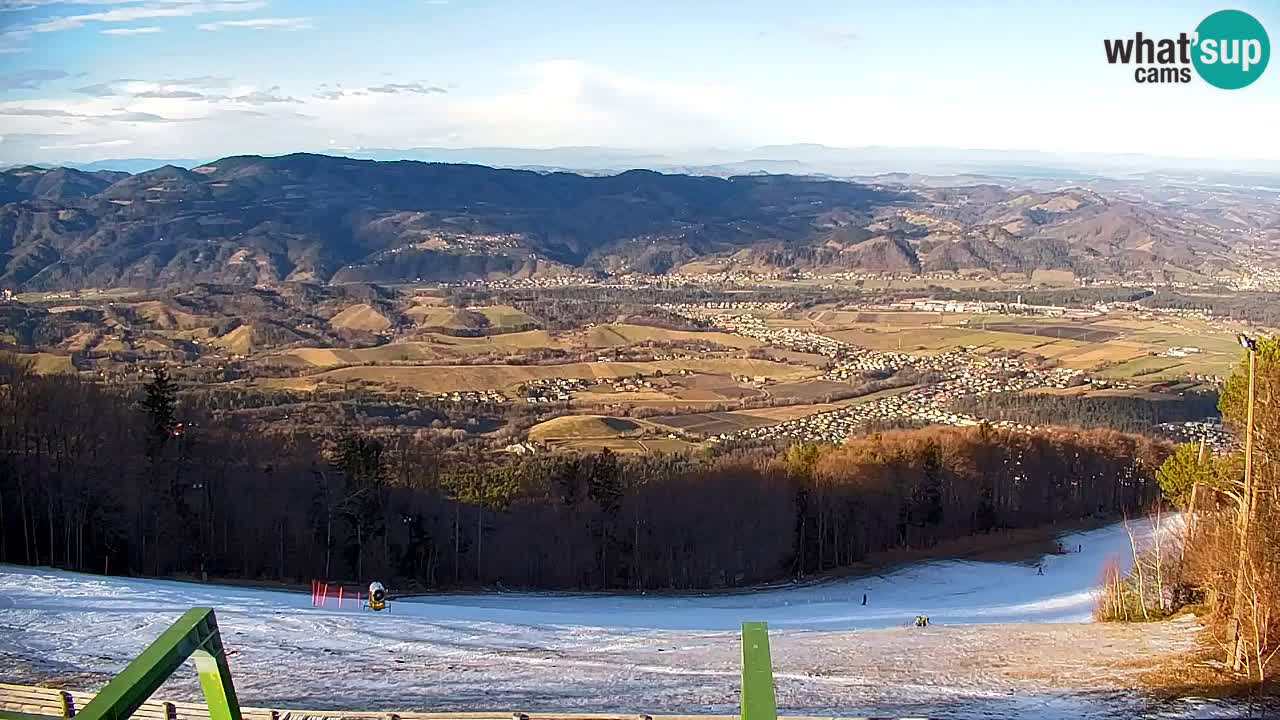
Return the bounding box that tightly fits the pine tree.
[141,367,176,456]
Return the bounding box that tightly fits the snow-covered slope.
[0,518,1195,718]
[1,520,1152,632]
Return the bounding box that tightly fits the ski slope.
[2,520,1152,632]
[0,518,1203,718]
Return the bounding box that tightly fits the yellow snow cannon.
[367,581,387,611]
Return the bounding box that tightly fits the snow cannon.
[367,581,387,611]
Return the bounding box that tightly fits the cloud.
[1,1,166,8]
[0,106,78,117]
[100,26,161,35]
[170,75,230,88]
[366,82,447,95]
[136,88,203,98]
[225,86,299,104]
[0,105,182,122]
[73,77,232,99]
[0,68,68,90]
[38,138,132,150]
[197,16,310,31]
[109,110,174,122]
[74,81,130,96]
[15,0,265,33]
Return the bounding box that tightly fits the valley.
[0,267,1244,456]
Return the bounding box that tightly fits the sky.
[0,0,1278,165]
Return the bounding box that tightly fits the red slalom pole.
[338,586,344,609]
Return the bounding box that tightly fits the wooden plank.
[1,684,868,720]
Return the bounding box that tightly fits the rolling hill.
[0,153,1265,290]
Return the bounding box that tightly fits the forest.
[953,390,1220,434]
[0,355,1166,591]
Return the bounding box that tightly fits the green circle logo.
[1193,9,1270,89]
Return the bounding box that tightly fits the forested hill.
[0,355,1166,591]
[0,155,905,290]
[0,153,1259,290]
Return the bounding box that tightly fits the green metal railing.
[0,609,777,720]
[740,621,778,720]
[0,608,240,720]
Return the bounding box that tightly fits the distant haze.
[31,144,1280,181]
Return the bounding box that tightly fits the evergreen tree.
[142,368,175,432]
[141,367,176,457]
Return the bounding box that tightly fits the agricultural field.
[15,352,74,375]
[576,323,762,349]
[328,303,393,332]
[267,358,818,394]
[526,415,699,454]
[805,308,1244,379]
[3,280,1255,455]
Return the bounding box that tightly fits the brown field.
[475,305,537,329]
[580,323,762,349]
[1055,341,1153,368]
[210,325,253,355]
[329,304,392,332]
[528,414,651,441]
[806,310,958,329]
[767,379,860,403]
[1029,269,1075,286]
[1095,356,1188,379]
[527,414,698,454]
[819,310,1242,379]
[405,305,455,327]
[649,411,770,435]
[16,352,74,375]
[285,331,561,367]
[984,323,1121,342]
[274,358,817,393]
[131,300,205,330]
[406,304,536,331]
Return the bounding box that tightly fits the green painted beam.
[740,621,777,720]
[72,607,240,720]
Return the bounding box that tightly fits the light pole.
[1229,333,1257,671]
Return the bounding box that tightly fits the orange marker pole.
[338,586,344,609]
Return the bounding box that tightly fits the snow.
[0,517,1219,718]
[397,520,1159,630]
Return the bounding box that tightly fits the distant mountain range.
[0,152,1272,291]
[12,144,1280,184]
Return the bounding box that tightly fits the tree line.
[953,390,1220,435]
[0,355,1164,591]
[1137,339,1280,683]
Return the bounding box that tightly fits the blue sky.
[1,0,1278,164]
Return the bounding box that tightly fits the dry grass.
[291,358,813,393]
[581,323,762,349]
[329,303,392,332]
[210,325,253,355]
[475,305,537,329]
[528,414,651,441]
[18,352,74,375]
